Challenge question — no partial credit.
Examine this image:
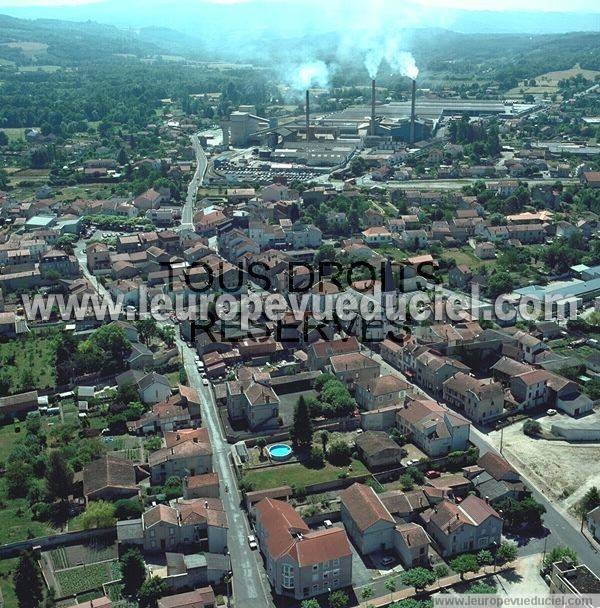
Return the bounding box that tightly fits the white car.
[202,378,210,386]
[248,534,258,550]
[547,409,558,416]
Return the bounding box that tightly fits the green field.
[243,458,369,491]
[0,424,25,463]
[0,333,57,394]
[55,561,119,596]
[0,559,18,608]
[0,128,28,143]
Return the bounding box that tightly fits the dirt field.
[487,413,600,512]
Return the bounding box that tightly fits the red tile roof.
[341,483,395,532]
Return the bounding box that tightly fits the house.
[397,398,470,457]
[128,394,192,435]
[119,499,228,554]
[0,390,39,421]
[471,455,525,506]
[355,431,404,469]
[128,342,155,370]
[355,375,409,411]
[509,370,549,410]
[442,373,504,425]
[413,351,470,396]
[83,457,138,503]
[586,506,600,543]
[549,559,600,594]
[393,523,430,568]
[340,483,396,555]
[422,495,502,557]
[474,242,496,260]
[157,588,216,608]
[329,352,380,389]
[116,370,173,405]
[514,331,548,363]
[362,226,392,246]
[307,337,360,370]
[449,265,472,290]
[254,498,352,601]
[244,382,280,430]
[490,357,533,385]
[184,473,220,500]
[148,429,213,485]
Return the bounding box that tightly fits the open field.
[243,457,369,491]
[0,333,57,394]
[0,128,28,143]
[487,413,600,513]
[55,561,119,596]
[535,65,600,86]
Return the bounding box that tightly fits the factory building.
[228,110,270,147]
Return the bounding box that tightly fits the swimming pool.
[268,443,293,461]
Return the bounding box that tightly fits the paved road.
[181,133,208,229]
[177,337,275,608]
[357,177,579,190]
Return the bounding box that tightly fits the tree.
[301,601,320,608]
[328,590,349,608]
[580,486,600,514]
[385,578,397,600]
[117,147,129,165]
[361,586,374,605]
[400,567,436,590]
[400,474,414,491]
[45,450,74,502]
[256,437,267,459]
[290,396,313,447]
[136,318,158,345]
[309,445,324,468]
[117,382,139,406]
[0,131,8,146]
[468,581,497,594]
[477,549,494,566]
[114,498,144,520]
[497,542,518,563]
[81,500,116,529]
[487,271,513,299]
[542,546,578,575]
[138,575,168,608]
[450,554,480,579]
[121,548,147,595]
[14,549,44,608]
[327,440,351,466]
[434,564,449,579]
[523,419,541,437]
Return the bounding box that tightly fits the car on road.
[202,378,210,386]
[547,409,558,416]
[248,534,258,550]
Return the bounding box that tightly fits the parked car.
[202,378,210,386]
[381,556,395,566]
[426,470,441,479]
[248,534,258,550]
[547,409,558,416]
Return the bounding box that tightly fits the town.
[0,4,599,608]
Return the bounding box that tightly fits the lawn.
[0,424,25,463]
[0,128,28,143]
[0,559,18,608]
[0,481,56,545]
[443,248,495,269]
[243,458,369,491]
[55,560,119,596]
[0,332,58,393]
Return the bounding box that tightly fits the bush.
[523,419,542,437]
[405,466,424,484]
[308,446,325,468]
[114,498,144,520]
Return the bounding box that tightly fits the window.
[282,564,294,589]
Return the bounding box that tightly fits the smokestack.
[305,89,310,141]
[410,79,416,145]
[371,79,376,137]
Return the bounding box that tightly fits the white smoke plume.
[290,61,331,91]
[364,36,419,80]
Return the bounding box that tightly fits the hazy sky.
[0,0,598,11]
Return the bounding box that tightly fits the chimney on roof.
[205,500,209,509]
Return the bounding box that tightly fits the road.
[360,345,600,576]
[176,337,275,608]
[356,176,579,190]
[181,133,208,230]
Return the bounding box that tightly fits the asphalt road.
[181,133,208,229]
[177,337,275,608]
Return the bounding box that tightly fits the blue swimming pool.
[268,443,293,461]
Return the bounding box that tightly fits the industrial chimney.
[371,79,376,137]
[409,78,416,145]
[305,89,310,141]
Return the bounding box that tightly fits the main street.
[181,132,208,230]
[176,336,275,608]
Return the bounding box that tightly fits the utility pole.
[500,427,504,454]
